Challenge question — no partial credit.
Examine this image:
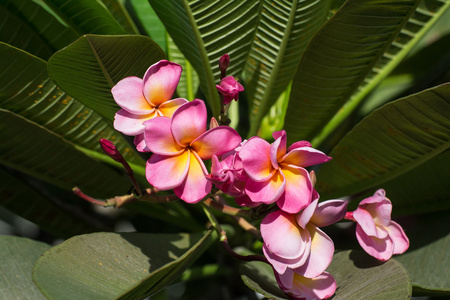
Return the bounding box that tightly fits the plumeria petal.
[142,60,181,107]
[353,207,388,239]
[361,196,392,228]
[271,130,287,166]
[245,170,285,205]
[235,194,259,208]
[114,109,156,136]
[296,199,318,229]
[276,269,337,300]
[281,147,332,167]
[287,140,311,152]
[386,221,410,255]
[157,98,189,117]
[171,99,207,146]
[190,126,242,159]
[310,200,348,228]
[263,243,310,275]
[146,151,189,190]
[134,133,150,152]
[240,137,274,181]
[294,225,334,278]
[355,224,394,261]
[277,164,312,214]
[174,151,211,203]
[112,76,154,115]
[143,117,184,155]
[261,211,308,260]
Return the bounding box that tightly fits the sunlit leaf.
[243,0,331,136]
[0,236,50,300]
[101,0,139,34]
[0,0,77,60]
[48,34,166,121]
[316,84,450,199]
[149,0,262,117]
[33,230,214,299]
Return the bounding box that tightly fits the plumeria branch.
[202,197,252,218]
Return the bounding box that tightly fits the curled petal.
[277,165,312,214]
[157,98,189,118]
[245,170,285,205]
[143,117,184,155]
[261,211,308,260]
[190,126,242,159]
[263,244,310,275]
[296,199,318,229]
[356,224,394,261]
[287,140,311,152]
[112,76,153,114]
[134,133,150,152]
[310,199,348,228]
[114,109,156,136]
[386,221,409,255]
[142,60,181,106]
[171,99,207,146]
[281,147,332,167]
[294,225,334,278]
[146,151,189,190]
[174,151,211,203]
[272,130,287,163]
[240,137,274,181]
[361,196,392,228]
[353,208,388,239]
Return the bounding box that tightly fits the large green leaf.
[0,0,77,60]
[0,42,144,169]
[285,0,446,145]
[0,109,131,198]
[41,0,127,35]
[48,34,166,121]
[316,84,450,199]
[0,167,100,238]
[101,0,140,34]
[148,0,262,117]
[33,230,214,299]
[243,0,331,136]
[328,250,412,299]
[395,211,450,294]
[0,236,50,300]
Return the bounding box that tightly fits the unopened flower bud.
[219,54,230,77]
[99,138,125,163]
[210,117,219,129]
[216,76,244,105]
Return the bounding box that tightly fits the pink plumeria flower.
[275,268,336,300]
[216,75,244,104]
[239,130,331,214]
[345,189,409,261]
[261,199,348,276]
[144,100,242,203]
[112,60,189,151]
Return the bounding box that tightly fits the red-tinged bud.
[216,76,244,104]
[210,117,219,129]
[219,54,230,76]
[99,139,124,163]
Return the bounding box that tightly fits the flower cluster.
[109,55,409,300]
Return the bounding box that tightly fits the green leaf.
[101,0,140,34]
[285,0,428,145]
[0,109,131,198]
[127,0,167,51]
[240,260,288,300]
[148,0,262,118]
[0,236,50,300]
[328,250,412,299]
[395,211,450,294]
[0,0,77,60]
[316,84,450,199]
[0,167,100,238]
[41,0,127,35]
[0,42,144,169]
[33,230,214,299]
[243,0,331,136]
[48,34,166,121]
[259,82,291,140]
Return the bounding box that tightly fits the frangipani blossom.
[345,189,409,261]
[144,100,241,203]
[216,76,244,104]
[275,268,336,300]
[261,199,348,275]
[240,130,331,214]
[112,60,188,151]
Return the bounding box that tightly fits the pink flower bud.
[99,139,125,163]
[216,76,244,104]
[219,54,230,74]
